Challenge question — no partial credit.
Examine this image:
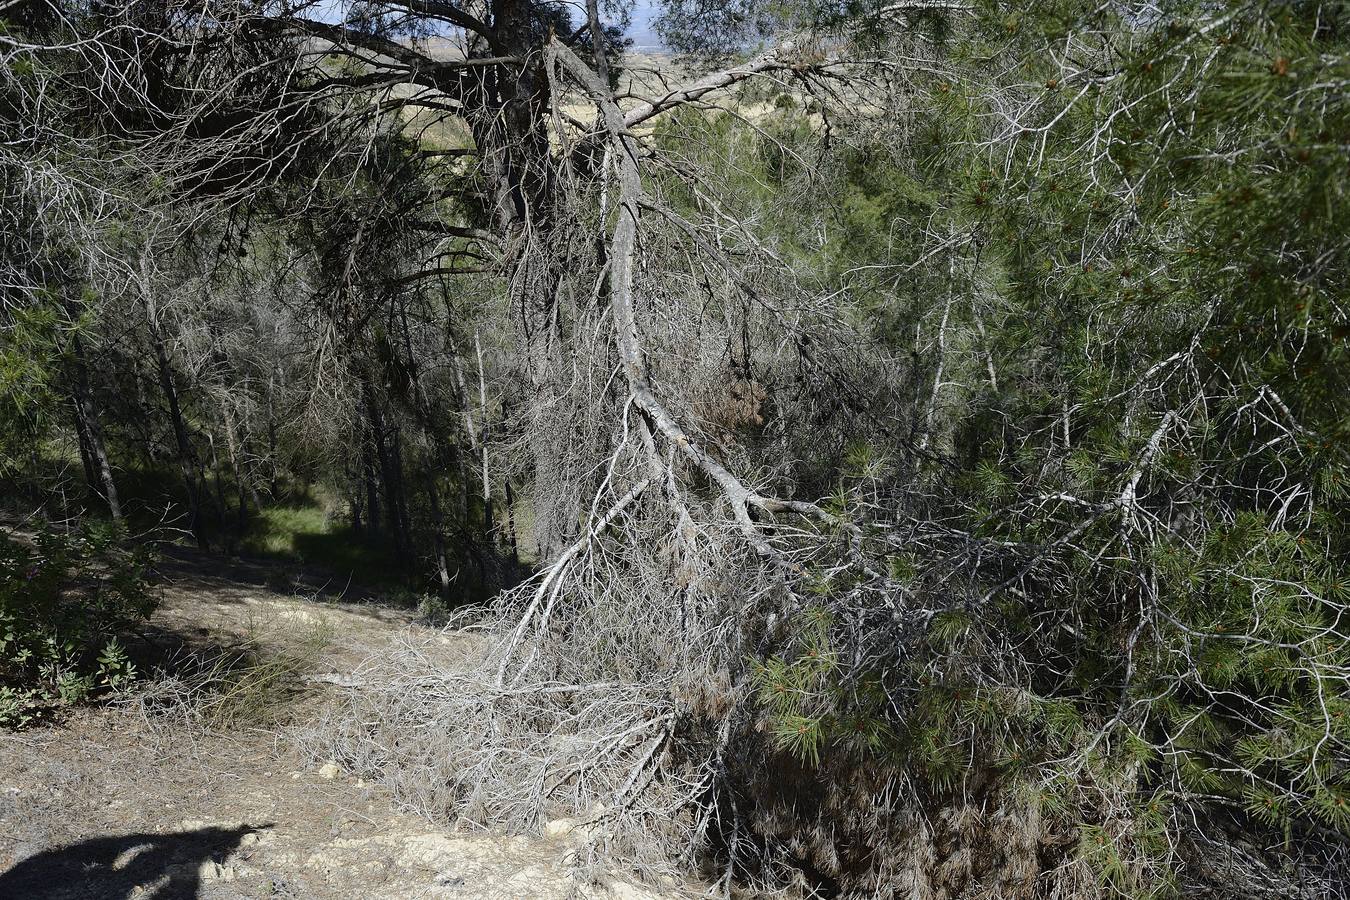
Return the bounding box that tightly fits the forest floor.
[0,546,700,900]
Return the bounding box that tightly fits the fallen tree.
[7,0,1350,897]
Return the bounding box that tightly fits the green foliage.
[0,522,156,725]
[751,605,893,763]
[415,592,451,626]
[0,302,62,470]
[238,501,401,586]
[731,3,1350,887]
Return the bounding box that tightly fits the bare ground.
[0,549,698,900]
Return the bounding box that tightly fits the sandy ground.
[0,548,697,900]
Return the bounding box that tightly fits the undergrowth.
[134,612,333,731]
[0,521,156,726]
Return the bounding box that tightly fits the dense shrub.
[0,522,156,725]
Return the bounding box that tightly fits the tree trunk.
[396,296,454,594]
[364,380,411,566]
[222,402,250,533]
[449,346,478,527]
[208,430,231,546]
[503,475,520,567]
[266,369,281,498]
[361,424,381,541]
[462,4,568,558]
[149,319,207,548]
[425,474,453,594]
[350,490,364,536]
[474,329,494,539]
[386,420,414,566]
[72,396,98,494]
[67,331,122,520]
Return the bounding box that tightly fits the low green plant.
[416,593,451,626]
[0,521,156,725]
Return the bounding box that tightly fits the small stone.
[199,860,236,882]
[543,818,576,838]
[317,762,342,780]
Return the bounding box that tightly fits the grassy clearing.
[71,464,399,588]
[238,498,403,590]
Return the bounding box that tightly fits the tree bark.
[474,328,494,539]
[397,296,455,594]
[364,380,411,566]
[221,401,250,533]
[148,314,207,548]
[71,394,99,496]
[361,414,381,541]
[67,331,122,520]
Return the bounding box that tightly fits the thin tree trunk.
[386,421,413,566]
[68,331,121,520]
[133,359,159,468]
[266,368,281,498]
[474,329,494,539]
[72,396,98,493]
[238,390,264,513]
[918,247,955,454]
[396,297,454,594]
[499,397,520,567]
[208,430,230,544]
[139,248,208,546]
[449,347,478,526]
[361,422,381,540]
[222,402,250,533]
[504,476,520,567]
[425,475,453,594]
[350,493,364,535]
[971,303,999,393]
[149,319,207,548]
[364,381,410,565]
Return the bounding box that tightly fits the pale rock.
[199,860,237,882]
[599,881,665,900]
[543,818,577,838]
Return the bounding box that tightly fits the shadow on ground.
[0,825,263,899]
[156,541,390,606]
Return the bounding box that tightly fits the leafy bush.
[0,522,156,725]
[415,592,450,626]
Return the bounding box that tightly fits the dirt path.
[0,551,693,900]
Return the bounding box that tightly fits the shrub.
[415,592,450,625]
[0,521,156,725]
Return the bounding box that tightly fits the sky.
[624,0,663,50]
[308,0,669,53]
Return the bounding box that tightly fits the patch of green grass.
[240,502,402,587]
[242,505,329,557]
